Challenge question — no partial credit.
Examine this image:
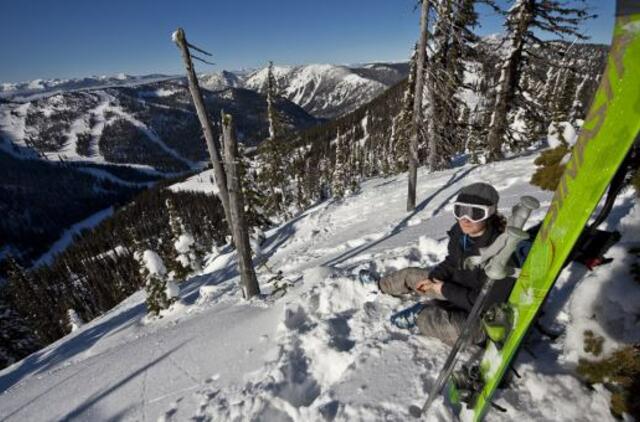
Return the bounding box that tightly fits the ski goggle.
[453,202,495,223]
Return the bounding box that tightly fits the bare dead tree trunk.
[408,0,430,211]
[221,112,261,299]
[173,28,234,236]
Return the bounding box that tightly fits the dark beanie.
[456,182,499,206]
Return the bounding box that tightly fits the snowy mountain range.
[241,63,409,119]
[0,79,318,171]
[2,62,409,121]
[0,74,178,102]
[0,61,409,170]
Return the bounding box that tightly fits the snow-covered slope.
[1,152,637,421]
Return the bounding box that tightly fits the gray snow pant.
[379,267,481,346]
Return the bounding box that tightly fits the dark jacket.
[429,221,515,312]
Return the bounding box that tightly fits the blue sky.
[0,0,614,83]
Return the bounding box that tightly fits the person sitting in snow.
[360,182,514,346]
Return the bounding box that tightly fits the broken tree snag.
[221,112,261,299]
[172,27,234,238]
[407,0,430,212]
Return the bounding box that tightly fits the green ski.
[448,1,640,421]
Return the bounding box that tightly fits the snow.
[76,166,153,187]
[1,150,634,421]
[168,168,219,194]
[175,234,195,254]
[548,121,578,148]
[142,250,167,276]
[139,88,178,98]
[67,309,84,333]
[165,281,180,300]
[559,200,640,363]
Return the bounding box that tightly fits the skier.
[361,182,515,345]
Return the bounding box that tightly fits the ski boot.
[390,302,426,329]
[482,303,514,349]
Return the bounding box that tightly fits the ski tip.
[408,404,423,419]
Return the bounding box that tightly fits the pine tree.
[257,61,290,218]
[332,129,350,199]
[5,256,42,336]
[552,55,579,125]
[392,47,416,174]
[165,198,192,280]
[139,249,177,317]
[571,74,591,122]
[237,143,269,228]
[318,152,332,201]
[485,0,592,161]
[349,132,361,194]
[67,308,84,332]
[0,294,41,369]
[304,156,320,203]
[292,148,309,211]
[423,0,483,170]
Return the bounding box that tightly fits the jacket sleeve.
[441,282,474,312]
[441,276,515,313]
[428,227,458,282]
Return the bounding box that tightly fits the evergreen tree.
[138,249,177,317]
[237,143,269,228]
[485,0,592,161]
[165,198,192,280]
[67,308,84,332]
[571,74,591,122]
[318,152,332,201]
[257,61,290,218]
[0,294,41,369]
[467,104,485,163]
[5,256,44,338]
[331,129,350,199]
[300,155,318,206]
[292,148,309,211]
[392,47,416,174]
[349,130,361,194]
[551,52,579,125]
[424,0,483,170]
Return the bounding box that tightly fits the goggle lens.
[453,204,488,222]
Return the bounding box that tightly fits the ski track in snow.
[0,90,195,171]
[0,152,634,422]
[32,207,115,268]
[106,104,196,170]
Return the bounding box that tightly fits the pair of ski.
[412,3,640,420]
